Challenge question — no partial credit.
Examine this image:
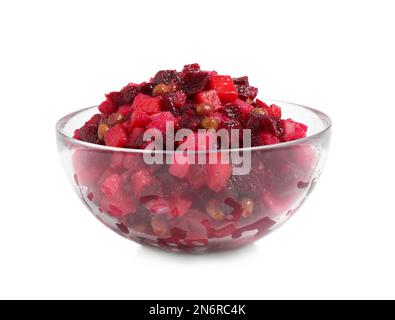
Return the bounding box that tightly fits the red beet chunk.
[162,90,187,111]
[266,104,282,118]
[131,93,162,115]
[182,71,210,96]
[232,76,249,86]
[130,169,163,199]
[104,124,127,147]
[169,155,190,178]
[100,193,136,218]
[209,75,238,103]
[186,165,208,189]
[128,109,151,129]
[125,127,145,148]
[206,162,232,192]
[194,90,222,110]
[220,103,242,120]
[182,63,201,74]
[101,173,121,196]
[234,99,253,118]
[261,132,280,145]
[73,114,101,143]
[120,83,140,105]
[261,116,283,138]
[281,119,308,141]
[153,70,180,85]
[236,85,258,101]
[106,91,123,106]
[147,111,177,133]
[99,100,118,114]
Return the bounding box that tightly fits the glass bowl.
[56,99,331,253]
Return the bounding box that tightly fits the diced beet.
[101,173,121,196]
[254,99,269,109]
[131,93,162,115]
[281,119,308,141]
[206,161,232,192]
[230,155,265,194]
[105,91,123,107]
[220,118,242,131]
[121,154,146,175]
[220,119,242,146]
[244,110,265,132]
[291,144,316,171]
[194,90,222,110]
[236,85,258,101]
[261,191,297,217]
[117,105,132,117]
[261,116,283,138]
[98,100,118,114]
[147,111,177,133]
[97,168,116,188]
[120,83,140,105]
[73,114,101,143]
[182,63,201,74]
[151,215,171,237]
[139,82,155,96]
[72,149,110,186]
[234,99,253,118]
[130,169,163,199]
[129,109,151,128]
[153,70,180,85]
[261,132,280,145]
[232,76,249,86]
[125,127,145,148]
[110,153,125,170]
[168,156,190,178]
[181,131,217,152]
[209,75,238,103]
[100,193,136,218]
[144,198,171,215]
[104,124,127,147]
[171,198,192,217]
[256,100,282,118]
[161,90,187,111]
[177,108,202,131]
[182,71,210,95]
[265,103,282,118]
[186,165,208,189]
[220,103,242,119]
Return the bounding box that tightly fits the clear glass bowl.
[56,100,331,253]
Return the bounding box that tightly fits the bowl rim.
[56,99,332,154]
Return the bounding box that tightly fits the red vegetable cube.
[129,109,151,129]
[194,90,222,110]
[234,99,253,118]
[261,132,280,145]
[104,124,127,147]
[206,161,232,192]
[131,93,162,115]
[168,155,190,178]
[209,75,238,103]
[101,173,121,196]
[281,119,308,141]
[147,111,177,133]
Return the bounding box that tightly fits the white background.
[0,0,394,300]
